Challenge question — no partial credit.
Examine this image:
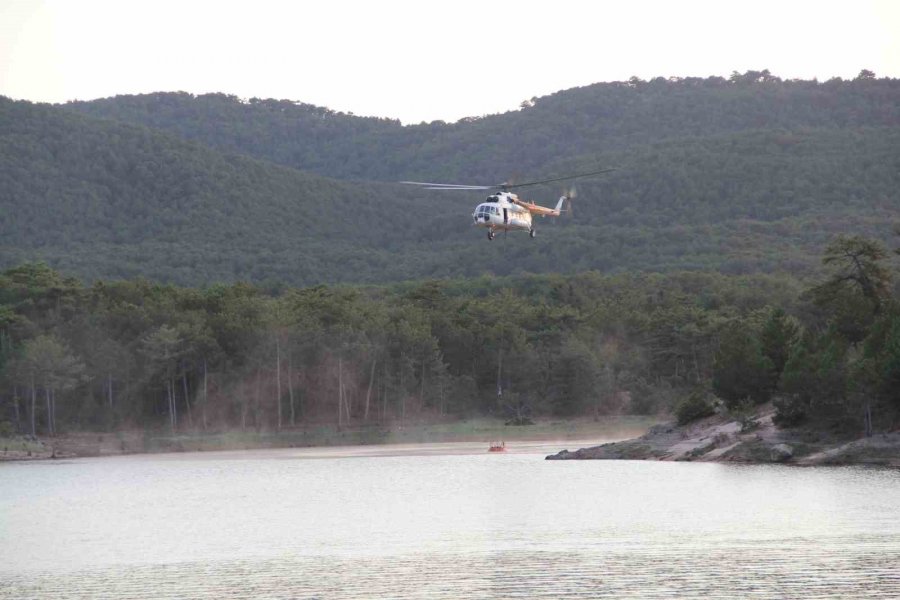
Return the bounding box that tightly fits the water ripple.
[3,452,900,599]
[4,542,900,599]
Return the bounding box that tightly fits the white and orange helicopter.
[401,168,615,240]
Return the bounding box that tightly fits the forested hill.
[66,71,900,182]
[0,96,434,285]
[2,72,900,286]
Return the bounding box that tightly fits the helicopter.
[401,168,615,240]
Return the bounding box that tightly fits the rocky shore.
[546,407,900,467]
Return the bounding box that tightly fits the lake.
[2,441,899,598]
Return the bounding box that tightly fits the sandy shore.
[1,417,656,461]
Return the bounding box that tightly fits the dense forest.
[3,71,899,286]
[1,232,899,437]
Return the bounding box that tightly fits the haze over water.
[2,443,899,598]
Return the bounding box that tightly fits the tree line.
[2,235,898,438]
[0,263,793,435]
[707,234,900,434]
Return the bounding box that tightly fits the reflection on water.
[2,444,899,598]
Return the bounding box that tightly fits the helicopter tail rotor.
[558,186,577,217]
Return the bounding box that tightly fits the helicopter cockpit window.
[475,205,498,218]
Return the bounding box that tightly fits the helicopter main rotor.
[399,167,616,192]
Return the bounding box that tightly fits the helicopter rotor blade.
[424,186,494,191]
[401,166,615,193]
[399,181,494,190]
[501,167,616,190]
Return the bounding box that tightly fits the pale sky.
[1,0,898,124]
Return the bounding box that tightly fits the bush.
[675,391,716,425]
[773,395,807,428]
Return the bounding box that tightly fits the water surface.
[2,442,899,598]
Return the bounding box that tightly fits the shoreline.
[0,416,657,462]
[545,407,900,467]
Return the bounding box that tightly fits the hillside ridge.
[2,72,899,285]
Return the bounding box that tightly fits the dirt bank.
[546,407,900,467]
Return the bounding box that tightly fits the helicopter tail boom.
[514,196,567,217]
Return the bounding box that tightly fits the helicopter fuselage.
[472,192,533,233]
